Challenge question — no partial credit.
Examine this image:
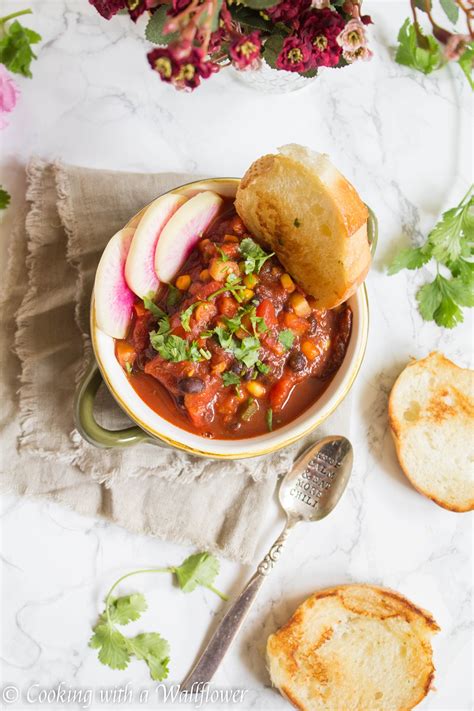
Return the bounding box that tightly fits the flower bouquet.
[89,0,372,91]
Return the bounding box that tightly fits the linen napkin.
[0,158,353,562]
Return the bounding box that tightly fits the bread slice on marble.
[266,584,439,711]
[389,351,474,512]
[235,144,371,309]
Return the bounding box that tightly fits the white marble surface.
[1,1,473,709]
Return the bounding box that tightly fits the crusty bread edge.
[388,352,474,513]
[266,583,440,711]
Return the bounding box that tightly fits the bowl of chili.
[75,178,375,459]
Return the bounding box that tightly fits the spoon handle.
[181,521,295,692]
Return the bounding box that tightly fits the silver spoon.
[181,435,353,692]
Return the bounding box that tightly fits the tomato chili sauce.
[115,203,352,439]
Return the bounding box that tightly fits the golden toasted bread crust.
[236,147,371,309]
[389,352,474,513]
[267,584,439,711]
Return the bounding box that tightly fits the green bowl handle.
[74,361,150,448]
[367,205,378,257]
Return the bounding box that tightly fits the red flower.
[229,31,262,70]
[276,36,313,72]
[88,0,126,20]
[147,46,219,90]
[267,0,311,27]
[300,9,345,67]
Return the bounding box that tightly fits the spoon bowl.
[279,435,353,523]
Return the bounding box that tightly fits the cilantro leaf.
[173,552,228,600]
[416,279,442,321]
[458,42,474,90]
[256,360,270,375]
[417,275,465,328]
[90,623,130,671]
[166,284,182,307]
[388,246,431,275]
[0,19,41,78]
[0,186,11,210]
[429,195,473,265]
[149,331,203,362]
[143,294,166,320]
[180,302,199,332]
[222,371,240,387]
[395,18,442,75]
[278,329,295,350]
[240,238,273,274]
[214,325,235,350]
[266,408,273,432]
[127,633,170,682]
[233,335,261,368]
[107,593,147,625]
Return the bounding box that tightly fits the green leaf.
[240,237,273,274]
[0,186,11,210]
[143,294,166,320]
[416,278,442,321]
[278,329,295,350]
[444,274,474,308]
[439,0,459,23]
[256,360,270,375]
[0,19,41,78]
[263,34,285,69]
[388,246,431,275]
[180,302,200,332]
[167,284,182,308]
[458,43,474,90]
[108,593,147,625]
[395,19,442,75]
[233,335,261,368]
[416,275,465,328]
[239,0,279,8]
[209,0,223,32]
[90,624,130,670]
[428,195,473,265]
[173,552,228,599]
[127,633,170,681]
[229,6,273,32]
[145,5,178,45]
[222,371,241,387]
[414,0,431,10]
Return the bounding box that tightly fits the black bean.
[230,360,244,375]
[307,315,318,336]
[178,376,205,394]
[287,352,307,372]
[242,368,254,381]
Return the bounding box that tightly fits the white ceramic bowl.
[89,178,370,459]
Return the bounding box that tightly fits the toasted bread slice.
[389,352,474,512]
[267,584,439,711]
[235,144,371,309]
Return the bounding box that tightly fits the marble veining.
[0,1,472,709]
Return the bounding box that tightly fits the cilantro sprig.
[0,9,41,78]
[240,238,274,275]
[389,185,474,328]
[0,186,11,210]
[90,552,227,680]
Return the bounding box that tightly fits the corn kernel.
[290,293,311,317]
[244,273,259,288]
[241,288,255,302]
[199,268,210,281]
[212,361,227,375]
[280,273,296,292]
[176,274,191,291]
[246,381,266,398]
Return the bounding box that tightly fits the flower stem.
[0,8,32,24]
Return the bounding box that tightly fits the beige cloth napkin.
[0,158,353,562]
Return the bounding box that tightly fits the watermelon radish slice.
[155,191,224,283]
[125,192,187,298]
[94,227,135,339]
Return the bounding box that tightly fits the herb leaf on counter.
[90,552,227,680]
[389,185,474,328]
[0,16,41,78]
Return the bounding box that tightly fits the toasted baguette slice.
[389,352,474,512]
[267,584,439,711]
[235,144,370,309]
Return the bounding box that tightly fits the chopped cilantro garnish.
[222,371,240,387]
[256,360,270,375]
[167,284,182,308]
[143,294,166,320]
[180,302,201,332]
[233,336,261,368]
[216,246,229,262]
[278,329,295,350]
[149,331,204,363]
[240,238,274,275]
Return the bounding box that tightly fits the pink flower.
[337,18,367,52]
[311,0,331,7]
[276,36,314,72]
[229,31,262,70]
[444,33,470,61]
[147,46,218,90]
[88,0,126,20]
[0,66,20,129]
[301,9,345,67]
[343,45,373,63]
